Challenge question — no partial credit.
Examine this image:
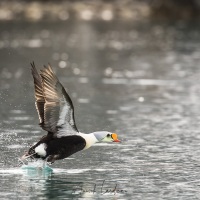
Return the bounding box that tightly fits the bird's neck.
[78,132,98,149]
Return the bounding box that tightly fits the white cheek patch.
[35,143,47,157]
[102,137,113,142]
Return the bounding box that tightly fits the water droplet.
[73,68,80,75]
[101,10,113,21]
[26,39,42,48]
[79,77,88,83]
[104,67,113,76]
[59,61,67,68]
[106,110,118,114]
[61,53,69,60]
[80,10,93,20]
[138,97,144,102]
[59,11,69,21]
[78,98,89,103]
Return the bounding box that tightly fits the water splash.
[21,160,53,173]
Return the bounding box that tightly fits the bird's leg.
[18,158,26,166]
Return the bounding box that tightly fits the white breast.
[78,133,98,149]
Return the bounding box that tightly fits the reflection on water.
[1,19,200,199]
[0,167,128,199]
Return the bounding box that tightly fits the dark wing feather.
[40,64,78,136]
[31,62,45,126]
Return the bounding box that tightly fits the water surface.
[1,20,200,199]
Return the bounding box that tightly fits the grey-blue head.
[92,131,120,143]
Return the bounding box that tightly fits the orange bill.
[111,133,121,142]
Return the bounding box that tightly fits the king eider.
[21,63,120,164]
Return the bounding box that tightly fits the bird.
[21,62,120,164]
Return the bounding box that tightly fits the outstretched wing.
[40,64,79,136]
[31,62,45,126]
[31,63,79,137]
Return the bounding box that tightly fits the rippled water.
[1,20,200,199]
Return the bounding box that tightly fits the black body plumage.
[29,135,86,163]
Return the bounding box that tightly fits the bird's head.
[93,131,120,143]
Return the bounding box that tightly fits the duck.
[21,63,120,164]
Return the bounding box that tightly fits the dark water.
[1,19,200,199]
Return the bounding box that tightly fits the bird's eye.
[107,134,110,137]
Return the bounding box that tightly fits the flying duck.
[21,63,120,164]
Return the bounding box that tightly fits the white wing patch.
[35,143,47,157]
